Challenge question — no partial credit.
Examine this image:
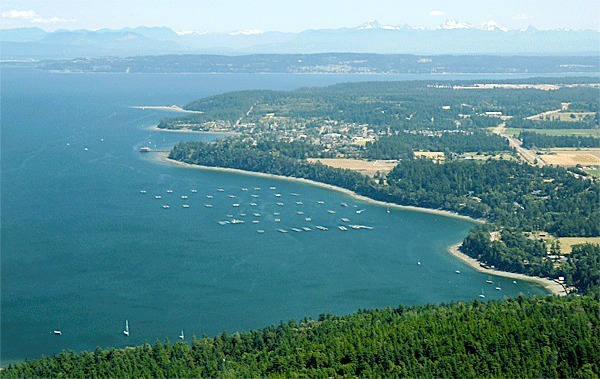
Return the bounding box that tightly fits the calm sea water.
[1,67,548,364]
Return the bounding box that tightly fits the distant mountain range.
[1,20,599,59]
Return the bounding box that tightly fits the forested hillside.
[2,295,598,378]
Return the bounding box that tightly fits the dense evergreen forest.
[2,295,598,378]
[519,131,599,148]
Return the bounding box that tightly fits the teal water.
[0,67,548,364]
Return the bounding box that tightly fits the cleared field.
[527,111,595,122]
[558,237,600,254]
[502,128,600,137]
[461,152,518,161]
[538,148,600,166]
[307,158,397,176]
[414,151,445,160]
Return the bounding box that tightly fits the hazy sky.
[1,0,599,32]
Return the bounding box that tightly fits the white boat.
[486,277,493,284]
[123,320,129,336]
[356,209,365,214]
[53,330,62,335]
[257,230,265,234]
[217,188,225,192]
[233,203,240,207]
[206,195,213,199]
[338,226,348,231]
[316,225,328,231]
[291,228,302,232]
[291,193,300,196]
[302,227,312,231]
[250,203,257,206]
[251,194,259,198]
[140,190,147,194]
[205,204,212,208]
[417,261,421,265]
[317,201,324,204]
[253,213,261,217]
[229,195,236,199]
[495,286,502,291]
[162,205,170,209]
[296,201,303,205]
[252,220,260,224]
[155,195,162,199]
[278,229,288,233]
[275,194,282,197]
[341,203,348,207]
[274,218,281,222]
[218,221,230,225]
[274,212,280,216]
[387,206,390,214]
[479,290,485,298]
[341,218,350,222]
[191,189,198,193]
[179,330,184,340]
[270,186,276,190]
[231,219,245,224]
[254,187,261,191]
[242,188,248,191]
[276,202,284,206]
[297,211,305,215]
[455,270,461,274]
[166,190,173,193]
[182,204,190,208]
[327,210,336,214]
[305,217,312,222]
[181,195,188,199]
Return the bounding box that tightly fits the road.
[492,124,546,167]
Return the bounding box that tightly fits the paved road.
[492,124,546,167]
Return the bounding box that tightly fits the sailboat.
[179,330,184,340]
[123,320,129,336]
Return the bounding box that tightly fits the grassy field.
[501,128,599,137]
[538,148,600,167]
[307,158,397,176]
[557,237,600,254]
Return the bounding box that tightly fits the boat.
[327,210,336,214]
[253,213,261,217]
[356,209,365,214]
[302,227,312,231]
[140,190,147,194]
[231,219,245,224]
[278,229,288,233]
[316,225,328,231]
[341,203,348,207]
[274,194,282,197]
[191,189,198,193]
[479,290,485,298]
[418,261,421,266]
[217,188,224,192]
[242,188,248,191]
[254,187,261,191]
[257,230,265,234]
[181,195,188,199]
[182,204,190,208]
[205,204,212,208]
[251,194,259,198]
[274,218,281,222]
[179,330,184,340]
[166,190,173,193]
[206,195,213,199]
[455,270,461,274]
[276,202,284,206]
[270,186,276,190]
[274,212,281,216]
[341,218,350,222]
[338,226,348,231]
[317,201,325,204]
[232,203,240,207]
[291,228,302,232]
[296,201,303,205]
[218,221,230,225]
[53,330,62,335]
[297,211,305,215]
[291,193,300,196]
[252,220,260,224]
[162,205,170,209]
[229,195,236,198]
[387,206,390,214]
[123,320,129,336]
[139,147,151,152]
[305,217,312,222]
[250,203,257,206]
[495,286,502,291]
[486,277,493,284]
[155,195,162,199]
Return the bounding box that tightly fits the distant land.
[1,20,599,59]
[17,54,600,75]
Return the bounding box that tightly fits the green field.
[502,128,600,137]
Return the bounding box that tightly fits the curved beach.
[448,243,567,296]
[160,154,565,297]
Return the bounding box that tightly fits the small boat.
[495,286,502,291]
[317,201,325,204]
[455,270,461,274]
[140,190,147,194]
[218,221,230,225]
[302,227,312,232]
[270,187,276,190]
[274,194,282,197]
[217,188,225,192]
[53,330,62,335]
[181,195,188,199]
[139,147,151,152]
[274,218,281,222]
[486,278,493,284]
[231,219,245,224]
[182,204,190,208]
[206,195,213,199]
[155,195,162,199]
[341,218,350,222]
[240,213,246,217]
[162,205,170,209]
[253,213,261,217]
[251,194,259,198]
[341,203,348,207]
[291,228,302,232]
[278,229,288,233]
[338,226,348,231]
[257,230,265,234]
[179,330,184,340]
[250,203,257,206]
[296,201,303,205]
[297,211,305,215]
[166,190,173,193]
[316,225,328,231]
[123,320,129,336]
[232,203,240,207]
[252,220,260,224]
[205,204,212,208]
[327,210,336,214]
[417,261,421,266]
[226,214,233,218]
[191,189,198,193]
[254,188,261,191]
[274,212,281,216]
[291,193,300,196]
[356,209,365,214]
[242,188,248,191]
[229,195,236,198]
[276,202,284,206]
[479,290,485,298]
[305,217,312,222]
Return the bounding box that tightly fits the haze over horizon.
[1,0,599,33]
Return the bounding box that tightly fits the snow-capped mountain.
[1,21,598,59]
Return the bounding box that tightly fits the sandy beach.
[159,153,567,297]
[448,243,567,296]
[131,105,204,114]
[161,154,482,223]
[150,125,235,135]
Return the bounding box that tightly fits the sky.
[1,0,599,33]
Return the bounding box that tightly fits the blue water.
[0,67,548,364]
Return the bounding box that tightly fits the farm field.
[537,148,600,167]
[307,158,397,176]
[557,237,600,254]
[501,128,599,137]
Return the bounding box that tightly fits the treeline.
[385,158,599,237]
[157,79,599,132]
[2,295,598,378]
[364,130,510,159]
[519,131,599,148]
[461,226,600,293]
[506,117,598,130]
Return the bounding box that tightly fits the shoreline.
[149,125,235,135]
[448,243,567,296]
[161,154,483,223]
[131,105,203,114]
[158,154,566,297]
